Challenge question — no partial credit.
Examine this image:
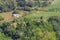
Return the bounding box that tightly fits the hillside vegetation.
[0,0,60,40]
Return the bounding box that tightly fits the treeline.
[0,16,60,40]
[0,0,15,12]
[0,0,54,12]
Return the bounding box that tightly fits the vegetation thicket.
[0,0,60,40]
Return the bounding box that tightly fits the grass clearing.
[25,11,60,19]
[0,12,12,21]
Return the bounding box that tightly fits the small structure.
[12,13,20,18]
[12,11,21,18]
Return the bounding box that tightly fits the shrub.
[48,16,60,40]
[0,16,4,21]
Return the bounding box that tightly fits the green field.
[25,12,60,19]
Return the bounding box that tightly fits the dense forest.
[0,0,60,40]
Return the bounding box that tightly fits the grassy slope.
[25,12,60,19]
[0,12,12,21]
[0,0,60,40]
[0,0,60,21]
[25,0,60,19]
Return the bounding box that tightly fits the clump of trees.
[0,0,54,12]
[0,16,57,40]
[0,16,60,40]
[0,0,15,12]
[48,16,60,40]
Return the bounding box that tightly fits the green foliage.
[0,32,12,40]
[0,0,15,12]
[48,16,60,40]
[11,17,56,40]
[0,0,55,12]
[0,16,57,40]
[0,0,60,40]
[0,27,12,40]
[0,16,4,21]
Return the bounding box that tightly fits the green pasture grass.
[47,0,60,12]
[24,12,60,19]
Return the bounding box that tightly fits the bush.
[48,16,60,40]
[0,16,4,21]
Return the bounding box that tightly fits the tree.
[48,16,60,40]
